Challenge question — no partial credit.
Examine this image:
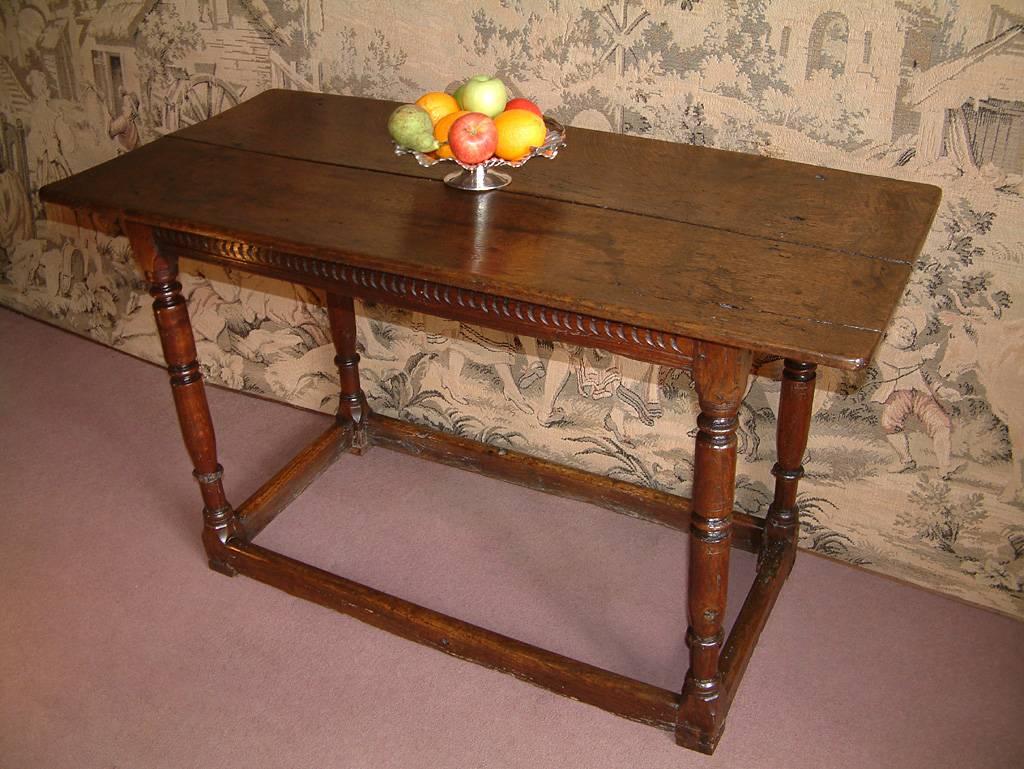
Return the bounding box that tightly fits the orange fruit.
[434,109,470,158]
[493,109,547,161]
[415,91,460,125]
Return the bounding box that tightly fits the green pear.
[388,104,440,152]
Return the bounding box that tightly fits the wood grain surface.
[174,91,939,265]
[40,90,940,369]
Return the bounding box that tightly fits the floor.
[1,306,1022,769]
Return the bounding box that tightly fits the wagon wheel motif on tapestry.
[165,75,243,131]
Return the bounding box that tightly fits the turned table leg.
[761,359,817,574]
[327,292,370,450]
[677,342,752,753]
[125,222,242,575]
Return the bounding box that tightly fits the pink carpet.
[1,306,1021,769]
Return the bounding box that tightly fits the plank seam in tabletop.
[162,133,919,268]
[39,108,932,369]
[167,90,940,264]
[40,142,908,287]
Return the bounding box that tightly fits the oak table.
[41,91,940,754]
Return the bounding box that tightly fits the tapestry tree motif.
[1,0,1022,617]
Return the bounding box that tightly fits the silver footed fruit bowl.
[393,116,567,191]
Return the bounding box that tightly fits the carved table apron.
[40,91,940,754]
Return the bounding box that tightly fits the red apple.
[505,97,542,118]
[447,112,498,164]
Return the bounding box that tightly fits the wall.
[1,0,1023,619]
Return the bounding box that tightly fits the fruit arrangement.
[387,75,565,190]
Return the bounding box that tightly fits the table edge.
[39,189,900,372]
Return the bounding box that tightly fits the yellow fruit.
[434,110,470,158]
[493,109,547,161]
[415,92,460,126]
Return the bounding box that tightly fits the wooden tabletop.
[40,90,941,369]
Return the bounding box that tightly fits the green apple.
[458,74,508,118]
[387,104,439,152]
